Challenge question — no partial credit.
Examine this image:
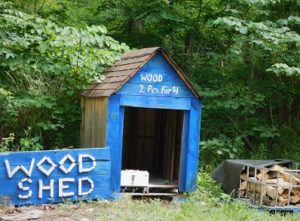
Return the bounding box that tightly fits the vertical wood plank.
[98,97,107,146]
[107,95,124,193]
[81,97,107,148]
[80,97,85,147]
[185,99,202,191]
[179,110,190,191]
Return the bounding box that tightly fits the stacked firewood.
[239,165,300,207]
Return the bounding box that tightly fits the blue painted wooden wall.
[108,52,202,193]
[0,148,111,205]
[117,52,195,98]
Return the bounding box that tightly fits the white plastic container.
[121,170,149,187]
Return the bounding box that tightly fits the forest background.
[0,0,299,168]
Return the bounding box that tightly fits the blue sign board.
[117,53,195,98]
[0,148,111,205]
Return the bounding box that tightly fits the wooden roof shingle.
[80,47,200,98]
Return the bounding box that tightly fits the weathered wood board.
[81,97,107,148]
[0,148,111,205]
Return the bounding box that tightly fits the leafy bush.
[200,135,243,167]
[0,2,129,149]
[0,127,43,152]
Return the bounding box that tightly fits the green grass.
[87,173,300,221]
[87,192,299,221]
[40,172,300,220]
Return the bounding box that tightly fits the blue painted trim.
[107,95,124,193]
[0,147,110,159]
[185,99,201,191]
[198,100,202,168]
[120,95,191,110]
[179,111,190,192]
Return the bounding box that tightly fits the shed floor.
[148,176,178,188]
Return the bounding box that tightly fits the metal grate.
[237,163,300,208]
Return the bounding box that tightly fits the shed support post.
[179,111,189,192]
[107,95,124,194]
[180,99,202,192]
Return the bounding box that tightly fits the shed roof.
[80,47,200,98]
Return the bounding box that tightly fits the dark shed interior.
[122,107,184,184]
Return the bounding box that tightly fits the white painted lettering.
[147,85,153,92]
[18,178,32,199]
[161,86,170,94]
[158,74,163,82]
[36,156,56,176]
[78,177,94,196]
[5,159,35,178]
[147,85,159,93]
[59,154,76,174]
[172,86,179,95]
[140,74,147,81]
[140,73,163,82]
[38,179,54,199]
[139,85,145,93]
[59,178,75,197]
[78,154,96,173]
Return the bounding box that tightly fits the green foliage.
[201,136,243,166]
[1,0,300,168]
[196,172,224,199]
[199,0,300,165]
[19,127,42,151]
[0,128,42,151]
[0,1,128,149]
[0,133,14,152]
[267,63,300,77]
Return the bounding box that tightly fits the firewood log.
[291,188,300,196]
[270,199,288,207]
[250,194,270,205]
[239,190,246,197]
[271,165,300,184]
[248,181,267,196]
[266,178,290,194]
[256,172,269,181]
[291,195,300,204]
[240,181,247,190]
[266,185,277,199]
[240,173,247,181]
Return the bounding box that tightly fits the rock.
[85,208,94,213]
[78,218,90,221]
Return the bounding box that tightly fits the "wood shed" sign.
[0,148,111,205]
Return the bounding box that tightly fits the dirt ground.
[0,197,176,221]
[0,201,114,221]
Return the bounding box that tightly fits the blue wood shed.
[81,47,202,194]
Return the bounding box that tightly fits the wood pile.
[239,165,300,207]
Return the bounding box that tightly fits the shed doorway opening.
[122,107,184,187]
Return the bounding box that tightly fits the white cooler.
[121,170,149,187]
